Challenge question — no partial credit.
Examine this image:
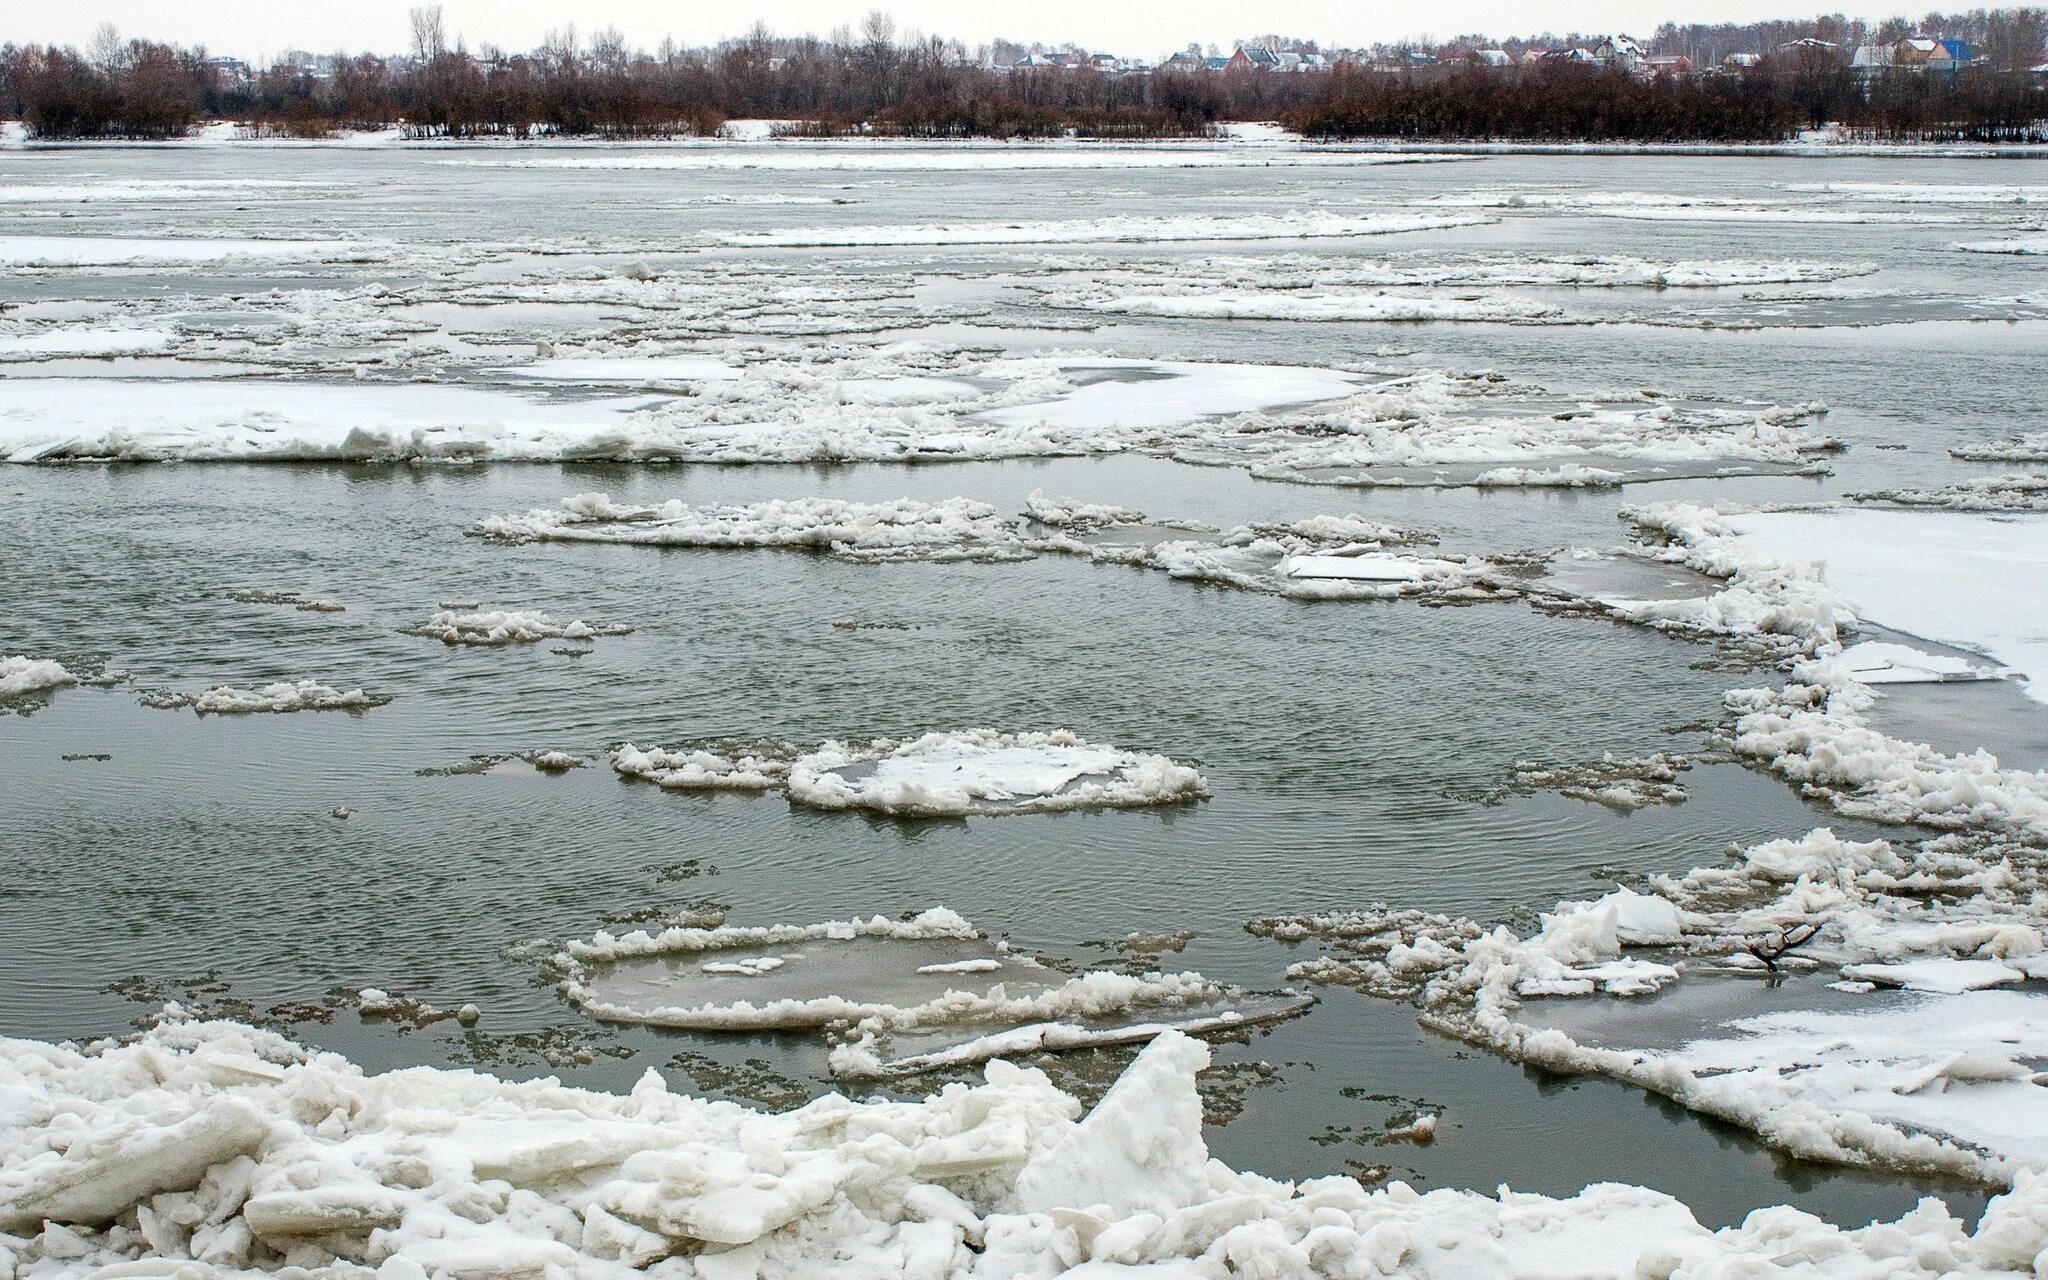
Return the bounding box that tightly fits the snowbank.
[6,1019,2048,1278]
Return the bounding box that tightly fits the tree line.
[2,7,2044,142]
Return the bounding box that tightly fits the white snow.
[1055,289,1562,323]
[0,655,76,699]
[1721,508,2048,701]
[0,179,332,203]
[6,1019,2048,1278]
[978,358,1368,433]
[1838,958,2026,992]
[610,743,790,791]
[0,329,174,358]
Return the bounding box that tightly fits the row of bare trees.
[1285,58,2048,142]
[3,9,2045,142]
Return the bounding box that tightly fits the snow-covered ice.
[716,211,1493,248]
[787,730,1207,817]
[0,235,381,268]
[0,655,76,700]
[404,608,633,646]
[478,493,1032,563]
[140,680,388,714]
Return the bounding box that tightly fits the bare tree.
[88,22,127,74]
[409,5,446,63]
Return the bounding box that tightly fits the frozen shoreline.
[7,119,2047,158]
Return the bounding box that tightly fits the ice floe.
[785,730,1207,817]
[140,681,388,714]
[1951,431,2048,462]
[0,655,76,701]
[1852,473,2048,512]
[9,1016,2048,1277]
[557,907,1297,1078]
[610,730,1206,817]
[0,235,382,268]
[404,609,633,646]
[1030,250,1878,292]
[715,211,1492,248]
[438,146,1465,171]
[1490,753,1690,811]
[1956,234,2048,255]
[1258,824,2048,1184]
[477,494,1032,563]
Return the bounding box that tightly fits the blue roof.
[1938,38,1973,60]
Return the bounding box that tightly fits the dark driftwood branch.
[1745,922,1821,971]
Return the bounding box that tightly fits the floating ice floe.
[22,1021,2043,1280]
[0,380,661,464]
[1047,289,1565,324]
[140,681,388,714]
[0,234,383,268]
[0,655,76,700]
[0,178,334,203]
[1952,431,2048,462]
[404,609,633,646]
[0,328,175,359]
[1852,474,2048,512]
[557,907,1301,1077]
[1490,753,1690,811]
[611,729,1207,817]
[1258,824,2048,1184]
[489,354,744,384]
[787,729,1207,817]
[1786,181,2048,204]
[477,493,1032,563]
[1183,372,1835,489]
[1956,234,2048,255]
[479,488,1486,603]
[1027,249,1879,292]
[714,211,1493,248]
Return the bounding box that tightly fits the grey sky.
[8,0,1926,61]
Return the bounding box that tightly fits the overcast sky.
[7,0,1919,61]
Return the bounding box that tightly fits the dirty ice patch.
[1953,431,2048,462]
[1852,473,2048,512]
[404,609,632,646]
[0,655,77,700]
[0,235,383,268]
[140,680,387,714]
[476,493,1030,562]
[715,210,1492,248]
[788,729,1206,816]
[1719,508,2048,702]
[0,379,660,464]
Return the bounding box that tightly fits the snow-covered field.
[5,141,2048,1276]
